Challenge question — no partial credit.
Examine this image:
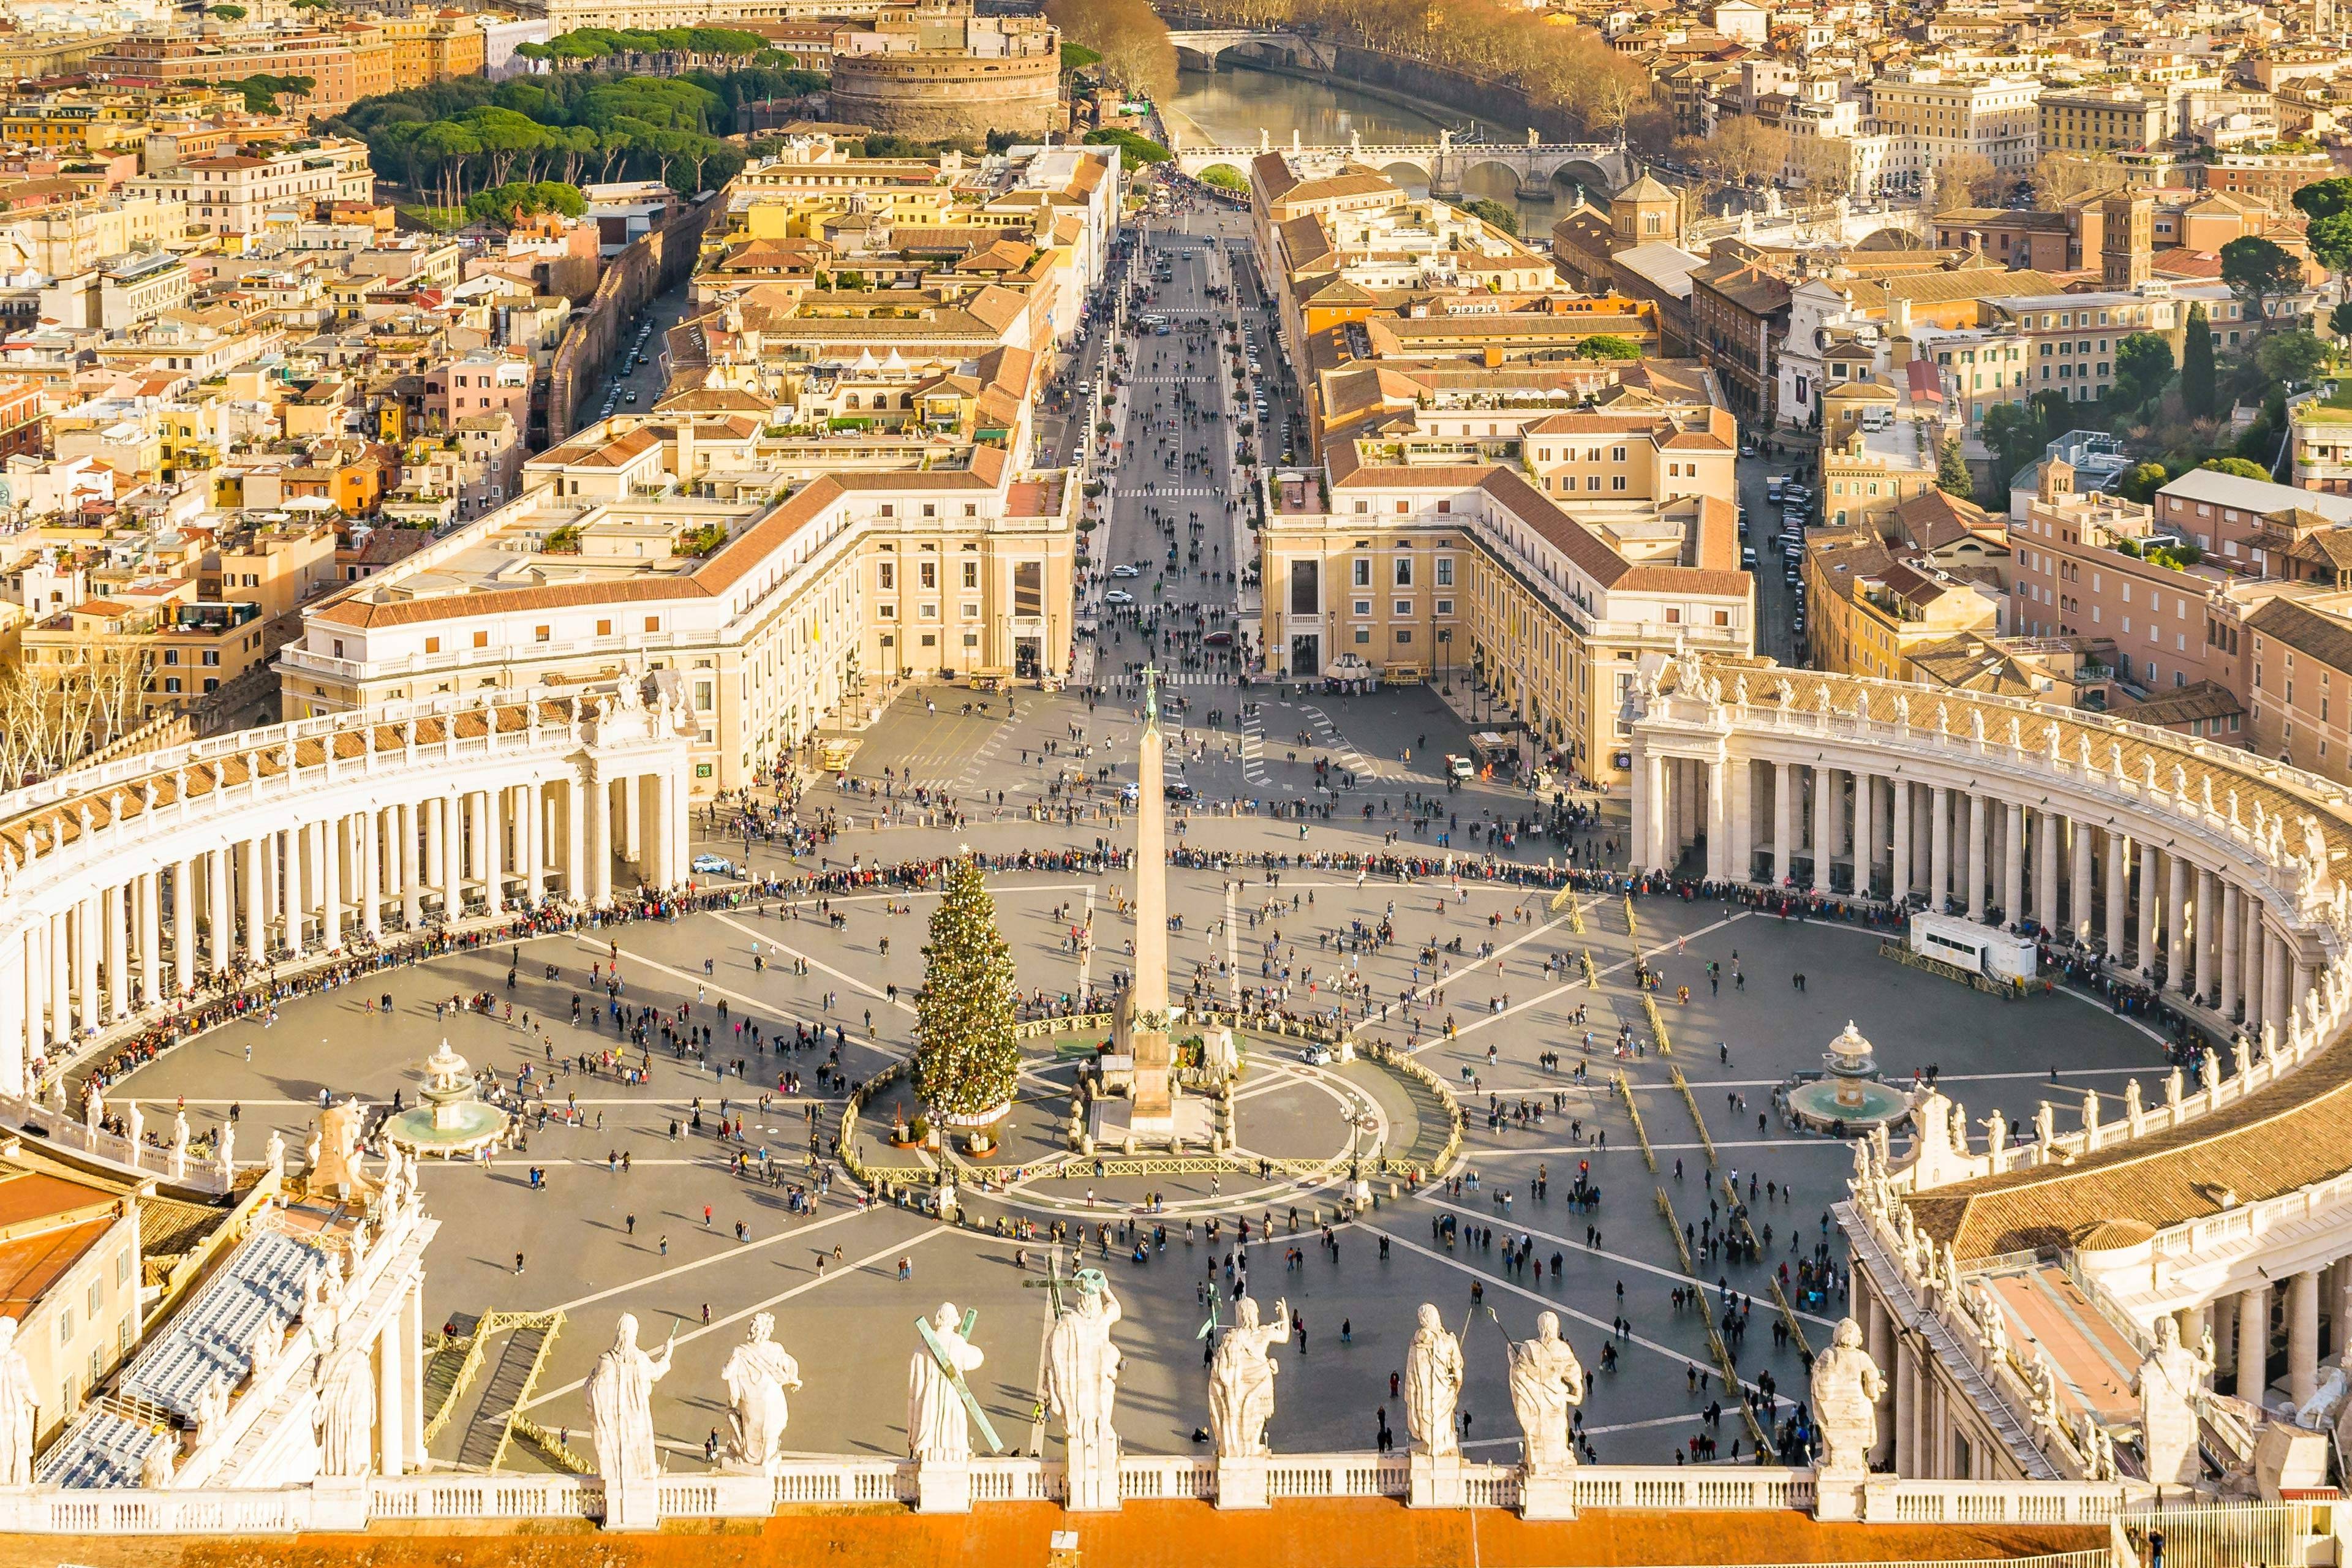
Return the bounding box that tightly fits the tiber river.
[1163,62,1598,230]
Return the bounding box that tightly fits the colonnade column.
[360,808,382,939]
[1929,786,1950,911]
[2165,853,2188,993]
[1643,751,1668,872]
[2221,882,2244,1020]
[565,776,588,902]
[173,858,195,998]
[1773,763,1792,888]
[0,935,24,1096]
[2238,1281,2271,1401]
[2105,831,2128,961]
[1809,764,1834,894]
[2035,810,2060,932]
[1728,758,1754,882]
[243,840,265,964]
[325,814,347,951]
[2002,801,2024,924]
[375,1311,405,1477]
[75,895,99,1036]
[2135,846,2159,976]
[2263,929,2289,1041]
[103,882,127,1020]
[483,788,507,917]
[400,803,423,930]
[2289,1268,2321,1406]
[2070,820,2094,943]
[622,774,644,872]
[1852,771,1875,898]
[440,793,463,922]
[1890,780,1912,901]
[585,773,612,907]
[1966,792,1987,920]
[525,782,546,908]
[135,872,159,1009]
[209,848,233,975]
[2194,867,2217,1002]
[1705,759,1729,882]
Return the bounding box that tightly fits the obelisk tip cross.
[1142,661,1161,731]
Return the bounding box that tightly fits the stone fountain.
[382,1039,511,1159]
[1783,1020,1913,1136]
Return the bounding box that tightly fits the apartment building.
[1804,530,2004,680]
[1871,69,2043,185]
[2009,440,2226,695]
[133,139,374,237]
[2037,87,2166,153]
[2243,588,2352,781]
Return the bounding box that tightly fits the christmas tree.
[913,856,1020,1119]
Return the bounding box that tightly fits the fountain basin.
[1785,1076,1914,1134]
[383,1100,511,1158]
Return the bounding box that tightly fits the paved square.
[104,754,2169,1472]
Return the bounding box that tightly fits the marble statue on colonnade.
[1042,1270,1123,1512]
[2136,1314,2212,1486]
[1510,1312,1586,1474]
[314,1344,377,1479]
[0,1318,34,1486]
[1811,1317,1887,1482]
[1208,1295,1288,1458]
[1405,1303,1469,1508]
[1406,1303,1465,1458]
[587,1313,674,1483]
[721,1313,802,1472]
[909,1303,986,1465]
[1510,1312,1586,1520]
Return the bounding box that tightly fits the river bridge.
[1170,129,1640,199]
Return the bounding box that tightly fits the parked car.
[1299,1044,1333,1066]
[1104,588,1136,605]
[690,853,733,876]
[1110,564,1142,578]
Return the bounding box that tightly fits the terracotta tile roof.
[2110,679,2244,728]
[2245,594,2352,673]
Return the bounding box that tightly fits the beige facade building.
[1261,374,1750,783]
[281,419,1074,792]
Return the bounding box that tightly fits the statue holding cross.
[910,1302,997,1463]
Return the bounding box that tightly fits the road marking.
[706,911,913,1013]
[570,933,905,1065]
[519,1224,951,1412]
[1409,1193,1841,1329]
[1362,1224,1766,1394]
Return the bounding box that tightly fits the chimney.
[1892,295,1912,335]
[1964,228,1983,255]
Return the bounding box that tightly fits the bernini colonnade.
[1632,654,2352,1486]
[0,687,696,1095]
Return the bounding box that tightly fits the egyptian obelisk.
[1122,663,1174,1133]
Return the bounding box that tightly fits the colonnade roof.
[1906,1032,2352,1261]
[0,695,577,872]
